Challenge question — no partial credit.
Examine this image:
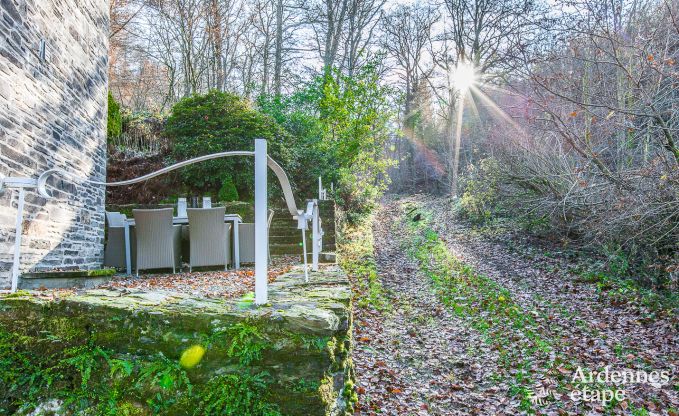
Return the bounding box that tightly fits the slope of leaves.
[399,195,678,415]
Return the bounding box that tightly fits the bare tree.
[381,5,438,131]
[441,0,536,73]
[430,0,539,196]
[343,0,385,76]
[204,0,247,92]
[303,0,350,72]
[274,0,285,95]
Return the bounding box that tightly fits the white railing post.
[312,199,320,272]
[10,187,26,292]
[254,138,268,305]
[298,209,310,282]
[0,177,42,293]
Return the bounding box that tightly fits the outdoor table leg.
[124,221,132,275]
[233,219,240,269]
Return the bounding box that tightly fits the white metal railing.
[297,199,324,282]
[318,176,333,201]
[0,139,323,304]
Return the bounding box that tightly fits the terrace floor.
[22,255,300,300]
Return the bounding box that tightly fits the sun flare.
[451,61,476,93]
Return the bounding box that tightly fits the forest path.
[352,199,506,415]
[351,196,678,415]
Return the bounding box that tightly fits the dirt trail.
[352,197,678,415]
[353,201,509,415]
[421,196,678,412]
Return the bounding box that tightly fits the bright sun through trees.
[451,61,476,93]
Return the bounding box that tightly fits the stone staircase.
[269,201,336,260]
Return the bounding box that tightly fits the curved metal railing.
[35,151,300,218]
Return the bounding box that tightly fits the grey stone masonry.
[0,0,109,288]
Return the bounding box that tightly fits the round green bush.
[218,175,239,202]
[165,90,294,199]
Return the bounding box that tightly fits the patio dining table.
[122,214,243,275]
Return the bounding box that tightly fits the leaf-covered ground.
[349,196,678,415]
[98,255,297,299]
[24,256,297,300]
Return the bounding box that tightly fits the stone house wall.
[0,0,109,288]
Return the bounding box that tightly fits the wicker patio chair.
[187,207,231,272]
[103,211,127,269]
[238,209,274,263]
[133,208,182,276]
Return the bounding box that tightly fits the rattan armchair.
[187,207,231,271]
[133,208,182,275]
[103,211,127,270]
[238,209,274,263]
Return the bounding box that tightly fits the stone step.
[270,235,302,244]
[270,243,336,255]
[269,232,336,242]
[20,275,114,290]
[270,243,303,255]
[269,235,336,245]
[269,228,336,237]
[270,219,335,228]
[300,252,337,264]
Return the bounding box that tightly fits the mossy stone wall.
[0,266,354,415]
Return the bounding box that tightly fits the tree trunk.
[274,0,284,96]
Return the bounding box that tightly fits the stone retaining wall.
[0,265,354,415]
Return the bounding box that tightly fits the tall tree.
[273,0,285,95]
[442,0,535,72]
[439,0,537,196]
[381,5,438,132]
[303,0,350,72]
[343,0,385,76]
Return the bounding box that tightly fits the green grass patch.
[337,213,391,312]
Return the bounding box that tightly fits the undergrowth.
[0,323,281,415]
[337,212,390,311]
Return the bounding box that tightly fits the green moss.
[2,290,31,298]
[318,375,335,407]
[342,379,358,405]
[337,214,390,311]
[87,268,117,277]
[117,402,148,416]
[44,317,87,342]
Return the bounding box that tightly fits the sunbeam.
[469,85,526,135]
